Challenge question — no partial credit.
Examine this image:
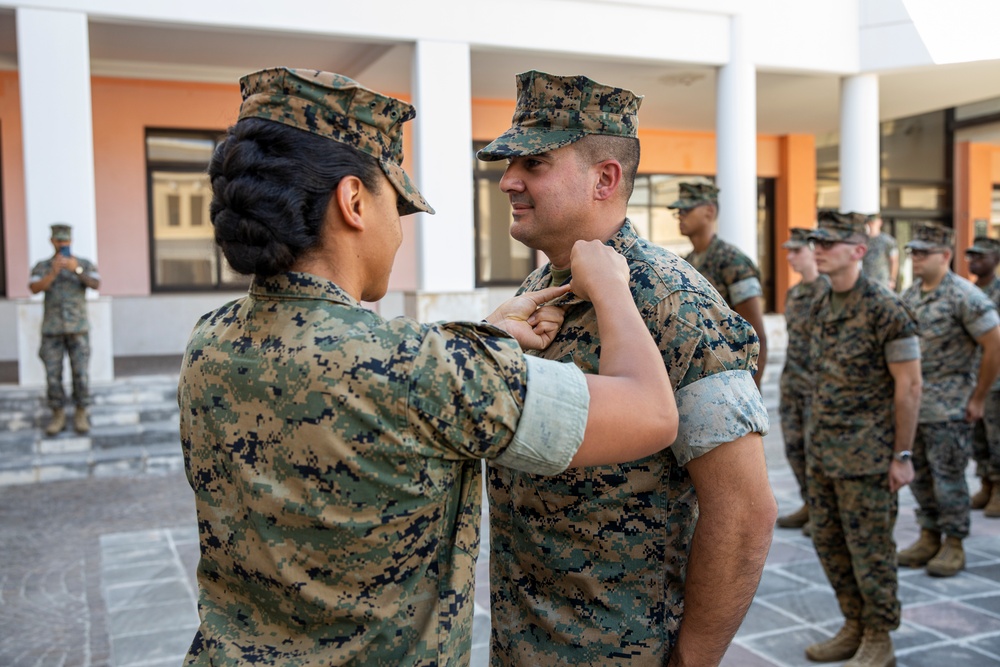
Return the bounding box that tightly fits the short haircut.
[572,134,640,200]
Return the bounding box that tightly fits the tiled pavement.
[5,410,1000,665]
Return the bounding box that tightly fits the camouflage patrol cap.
[906,222,954,251]
[966,236,1000,255]
[667,181,720,210]
[238,67,434,216]
[782,227,813,249]
[808,211,869,244]
[476,70,643,161]
[50,224,72,241]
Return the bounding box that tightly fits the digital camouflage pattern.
[30,255,99,409]
[39,333,90,409]
[50,223,72,241]
[666,181,719,210]
[476,70,642,161]
[861,232,899,287]
[238,67,433,216]
[973,275,1000,480]
[179,272,589,666]
[683,235,763,308]
[808,211,869,243]
[902,272,1000,423]
[806,469,900,631]
[779,276,829,495]
[807,274,920,477]
[806,273,918,637]
[911,422,974,538]
[781,226,812,249]
[30,257,99,335]
[906,222,954,251]
[487,220,768,666]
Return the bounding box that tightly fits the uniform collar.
[821,273,870,322]
[537,219,639,308]
[250,272,361,307]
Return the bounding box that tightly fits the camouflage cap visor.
[477,126,585,161]
[808,227,865,243]
[50,227,72,241]
[666,197,711,211]
[967,239,1000,254]
[239,67,434,216]
[906,239,947,251]
[781,238,808,249]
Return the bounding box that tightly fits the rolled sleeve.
[968,310,1000,340]
[494,356,590,476]
[671,369,768,466]
[729,276,763,306]
[885,335,921,363]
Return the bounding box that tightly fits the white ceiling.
[2,12,1000,136]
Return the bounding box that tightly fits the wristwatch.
[74,266,83,275]
[893,450,912,463]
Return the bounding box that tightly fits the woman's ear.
[334,175,366,231]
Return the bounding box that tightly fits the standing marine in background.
[898,223,1000,577]
[776,227,828,533]
[966,236,1000,515]
[861,213,899,290]
[672,181,770,388]
[29,223,101,436]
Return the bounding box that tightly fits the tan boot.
[777,504,810,528]
[844,628,895,667]
[972,477,993,510]
[926,536,965,577]
[805,619,862,662]
[984,485,1000,518]
[45,408,66,437]
[897,529,941,567]
[73,407,90,434]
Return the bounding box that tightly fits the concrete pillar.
[16,8,112,386]
[839,74,880,215]
[406,39,486,322]
[715,13,758,259]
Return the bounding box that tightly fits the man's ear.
[334,175,366,231]
[593,159,623,202]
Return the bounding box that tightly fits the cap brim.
[476,127,585,161]
[906,240,940,251]
[782,241,807,249]
[807,229,841,241]
[382,160,434,216]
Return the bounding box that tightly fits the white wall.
[110,293,244,357]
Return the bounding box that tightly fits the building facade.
[2,0,1000,385]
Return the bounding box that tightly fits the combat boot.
[926,536,965,577]
[972,477,993,510]
[73,407,90,435]
[896,529,941,567]
[777,504,810,528]
[45,408,66,437]
[805,618,861,662]
[844,628,895,667]
[984,484,1000,518]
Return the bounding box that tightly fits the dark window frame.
[145,127,247,293]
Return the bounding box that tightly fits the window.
[472,142,538,286]
[146,129,246,291]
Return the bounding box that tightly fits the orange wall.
[953,141,1000,280]
[1,72,27,298]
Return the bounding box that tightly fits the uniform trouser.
[807,468,900,632]
[779,389,810,500]
[39,333,90,410]
[911,421,972,539]
[972,391,1000,481]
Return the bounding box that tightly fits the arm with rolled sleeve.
[663,297,776,667]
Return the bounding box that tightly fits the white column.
[17,8,112,386]
[715,14,758,259]
[411,39,475,294]
[17,8,98,267]
[839,74,880,215]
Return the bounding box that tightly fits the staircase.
[0,374,182,486]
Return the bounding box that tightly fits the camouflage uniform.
[861,231,899,288]
[806,216,921,632]
[683,235,763,309]
[486,221,768,665]
[181,273,592,666]
[180,68,593,666]
[902,271,1000,539]
[29,251,99,410]
[779,256,829,498]
[972,274,1000,480]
